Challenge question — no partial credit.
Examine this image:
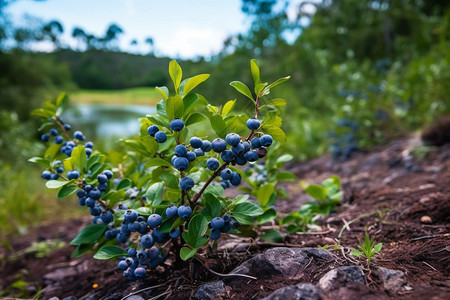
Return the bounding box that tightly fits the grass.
[70,87,162,106]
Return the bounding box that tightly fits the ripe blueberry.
[97,174,108,183]
[154,131,167,143]
[41,134,49,142]
[189,136,203,148]
[225,133,241,146]
[147,214,162,228]
[194,149,204,156]
[141,234,155,248]
[201,140,212,152]
[63,124,71,131]
[186,151,196,162]
[251,137,261,148]
[49,128,58,136]
[103,170,113,179]
[147,125,159,136]
[67,170,80,180]
[230,172,242,186]
[85,141,94,149]
[127,248,137,257]
[177,205,192,219]
[210,217,225,230]
[41,170,52,180]
[134,267,146,278]
[220,150,234,162]
[246,118,261,130]
[54,136,63,144]
[173,157,189,171]
[220,168,233,180]
[211,138,227,153]
[179,177,195,191]
[210,228,221,240]
[169,228,180,238]
[206,158,220,171]
[170,118,184,131]
[174,144,188,157]
[231,143,245,156]
[244,150,259,162]
[124,209,138,223]
[166,206,178,217]
[260,134,273,147]
[74,130,85,141]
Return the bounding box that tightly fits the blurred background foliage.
[0,0,449,236]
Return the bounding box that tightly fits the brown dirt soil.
[1,135,449,299]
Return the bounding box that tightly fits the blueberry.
[56,166,64,173]
[169,228,180,238]
[67,170,80,180]
[141,234,155,248]
[210,217,225,230]
[223,214,231,223]
[74,130,85,141]
[137,249,148,261]
[151,228,169,243]
[186,151,196,162]
[201,140,212,152]
[256,147,267,158]
[189,137,203,148]
[127,221,140,232]
[121,223,131,234]
[251,137,261,148]
[53,160,62,167]
[118,260,128,271]
[211,138,227,153]
[179,177,195,191]
[221,222,232,233]
[100,211,113,224]
[138,222,150,235]
[84,184,92,192]
[85,197,95,208]
[174,144,188,157]
[85,141,94,149]
[165,206,178,218]
[41,170,51,180]
[147,214,162,228]
[124,209,138,223]
[50,173,59,180]
[173,157,189,171]
[49,128,58,136]
[177,205,192,219]
[244,150,259,162]
[97,174,108,183]
[170,118,184,131]
[246,118,261,130]
[225,133,241,146]
[206,158,220,171]
[147,125,159,136]
[103,170,113,179]
[154,131,167,143]
[98,182,107,191]
[134,267,146,278]
[210,228,221,240]
[260,134,273,147]
[63,124,71,131]
[147,255,163,268]
[105,229,118,240]
[194,149,204,156]
[220,150,234,162]
[235,155,247,166]
[89,206,102,216]
[231,143,245,156]
[220,168,233,180]
[41,134,49,142]
[117,233,129,243]
[147,246,160,259]
[88,188,101,200]
[242,141,251,152]
[54,136,63,144]
[127,248,137,257]
[76,189,86,198]
[230,172,242,186]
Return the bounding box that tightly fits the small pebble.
[420,215,432,224]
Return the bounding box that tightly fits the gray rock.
[262,283,322,300]
[62,297,77,300]
[231,247,335,279]
[193,280,226,300]
[318,265,365,291]
[48,297,60,300]
[124,296,145,300]
[377,267,406,293]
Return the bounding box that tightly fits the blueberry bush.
[30,60,291,280]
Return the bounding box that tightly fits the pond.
[62,103,156,139]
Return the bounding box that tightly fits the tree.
[41,20,64,48]
[71,27,86,51]
[145,36,154,54]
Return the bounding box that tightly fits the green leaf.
[146,182,164,206]
[230,81,255,102]
[55,92,68,115]
[261,229,283,243]
[156,99,168,118]
[183,93,199,114]
[180,247,197,261]
[265,76,291,91]
[145,158,172,168]
[93,245,127,260]
[71,244,92,258]
[351,249,363,256]
[28,157,50,168]
[257,208,277,224]
[305,184,327,201]
[70,145,87,172]
[210,114,227,138]
[263,125,286,142]
[122,139,149,154]
[166,95,184,120]
[31,108,54,119]
[183,74,210,96]
[221,99,236,117]
[261,98,287,108]
[204,193,222,218]
[44,144,61,161]
[185,112,206,126]
[232,202,264,225]
[117,178,132,190]
[276,172,296,181]
[250,59,261,85]
[57,185,78,199]
[46,180,72,189]
[136,207,152,216]
[276,154,293,164]
[374,243,383,252]
[147,114,170,129]
[155,86,169,100]
[70,224,107,245]
[204,184,224,198]
[256,184,275,207]
[182,214,208,248]
[224,115,248,135]
[255,83,268,95]
[169,60,182,93]
[232,194,249,205]
[160,173,178,189]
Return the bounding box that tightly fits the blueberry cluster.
[208,214,238,240]
[76,170,114,218]
[41,160,65,180]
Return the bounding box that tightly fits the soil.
[1,135,449,300]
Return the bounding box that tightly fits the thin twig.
[338,211,380,239]
[422,261,437,271]
[410,235,438,241]
[148,286,172,300]
[206,267,257,280]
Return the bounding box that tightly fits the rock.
[124,296,145,300]
[377,267,406,293]
[230,247,335,279]
[193,280,226,300]
[49,297,60,300]
[420,215,432,224]
[262,283,322,300]
[318,265,365,291]
[62,297,77,300]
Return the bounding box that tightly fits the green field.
[70,87,162,105]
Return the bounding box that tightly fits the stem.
[245,94,262,141]
[53,117,72,141]
[191,162,229,204]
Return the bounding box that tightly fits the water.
[62,104,156,139]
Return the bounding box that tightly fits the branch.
[191,162,229,204]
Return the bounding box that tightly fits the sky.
[6,0,248,58]
[6,0,313,59]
